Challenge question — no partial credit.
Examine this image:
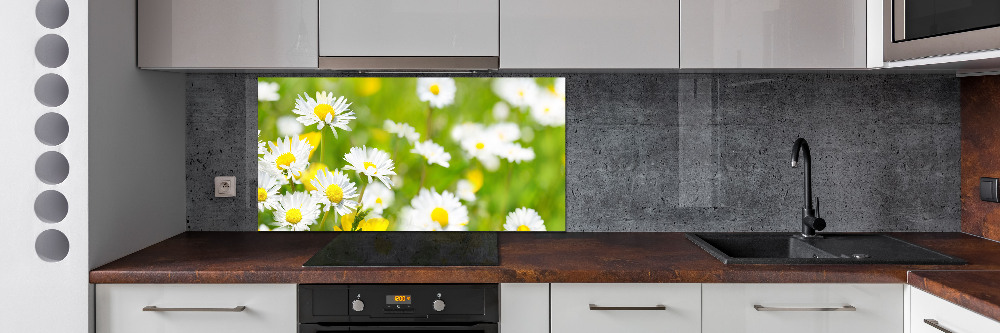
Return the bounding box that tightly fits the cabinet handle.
[589,304,667,311]
[753,305,856,312]
[924,319,955,333]
[143,306,247,312]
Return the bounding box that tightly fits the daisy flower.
[455,179,476,202]
[257,81,280,102]
[460,134,501,170]
[310,169,359,216]
[492,78,540,108]
[384,119,420,142]
[273,192,322,231]
[530,93,566,126]
[277,115,304,137]
[263,136,313,179]
[257,130,266,155]
[450,122,484,143]
[503,207,546,231]
[292,91,355,137]
[257,168,281,212]
[551,77,565,99]
[258,224,271,231]
[416,77,457,108]
[399,188,469,231]
[343,146,397,189]
[486,122,520,143]
[492,101,510,120]
[411,140,451,168]
[497,142,536,164]
[361,182,395,215]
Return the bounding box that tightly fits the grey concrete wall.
[186,73,960,232]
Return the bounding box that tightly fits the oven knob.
[352,299,364,312]
[432,299,446,312]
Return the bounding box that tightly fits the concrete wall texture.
[186,73,960,232]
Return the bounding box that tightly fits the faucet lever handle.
[815,197,820,218]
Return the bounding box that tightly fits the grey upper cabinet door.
[138,0,318,69]
[681,0,870,69]
[319,0,500,57]
[500,0,681,69]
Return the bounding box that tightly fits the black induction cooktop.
[303,232,499,267]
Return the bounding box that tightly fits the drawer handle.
[753,305,856,312]
[589,304,667,311]
[924,319,955,333]
[143,306,247,312]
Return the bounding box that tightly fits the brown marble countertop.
[908,270,1000,323]
[91,231,1000,284]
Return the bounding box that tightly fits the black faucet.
[791,138,825,237]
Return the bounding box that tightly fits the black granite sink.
[686,233,966,265]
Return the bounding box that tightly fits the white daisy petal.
[343,146,397,189]
[411,140,451,168]
[291,92,355,137]
[310,169,359,215]
[256,168,282,212]
[257,81,280,102]
[361,182,395,215]
[399,188,469,231]
[262,136,312,181]
[416,77,457,108]
[503,207,546,231]
[384,120,421,143]
[273,192,322,231]
[529,92,566,127]
[492,78,540,108]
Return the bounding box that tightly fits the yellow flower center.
[518,90,525,98]
[257,188,267,202]
[363,162,377,174]
[276,152,296,169]
[431,207,449,227]
[325,184,344,204]
[285,208,303,224]
[313,103,334,121]
[517,225,531,231]
[429,84,441,95]
[375,197,383,205]
[544,107,551,113]
[475,142,485,150]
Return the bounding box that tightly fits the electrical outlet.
[215,176,236,197]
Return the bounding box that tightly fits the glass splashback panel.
[903,0,1000,40]
[256,77,565,231]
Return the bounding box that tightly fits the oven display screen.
[386,295,412,304]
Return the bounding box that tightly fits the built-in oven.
[884,0,1000,61]
[299,284,498,333]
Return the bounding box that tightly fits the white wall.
[0,0,90,331]
[88,0,186,270]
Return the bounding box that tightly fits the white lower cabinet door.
[911,287,1000,333]
[500,284,549,333]
[551,283,701,333]
[702,283,903,333]
[96,284,297,333]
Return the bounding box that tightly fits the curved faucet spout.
[791,138,824,237]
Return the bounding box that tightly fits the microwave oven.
[884,0,1000,62]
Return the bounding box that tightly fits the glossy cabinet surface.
[551,283,701,333]
[681,0,869,68]
[910,287,1000,333]
[702,283,903,333]
[319,0,499,57]
[137,0,318,69]
[500,0,680,68]
[500,284,549,333]
[96,284,297,333]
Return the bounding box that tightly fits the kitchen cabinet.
[137,0,318,69]
[551,283,701,333]
[500,0,680,69]
[702,283,903,333]
[680,0,875,68]
[318,0,500,70]
[96,284,297,333]
[910,287,1000,333]
[500,284,549,333]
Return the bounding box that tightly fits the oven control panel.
[299,284,498,323]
